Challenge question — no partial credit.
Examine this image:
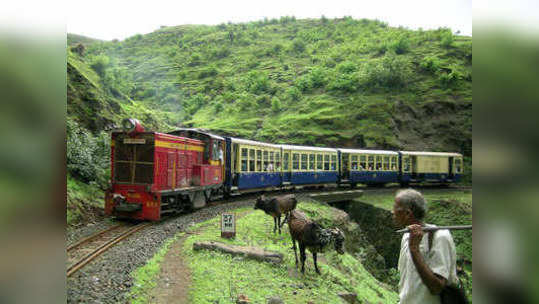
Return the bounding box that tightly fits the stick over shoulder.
[395,225,472,233]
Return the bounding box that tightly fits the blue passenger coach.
[338,149,399,185]
[226,137,282,190]
[280,145,339,185]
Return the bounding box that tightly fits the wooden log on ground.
[193,241,283,264]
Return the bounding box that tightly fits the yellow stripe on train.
[155,140,204,152]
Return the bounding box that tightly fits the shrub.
[244,71,270,94]
[67,119,109,186]
[438,70,462,87]
[198,65,218,79]
[420,56,441,73]
[89,54,110,77]
[189,53,202,66]
[210,47,231,59]
[271,97,281,112]
[336,61,357,74]
[328,72,359,92]
[295,75,312,92]
[292,39,306,53]
[388,36,410,54]
[440,31,454,48]
[360,54,411,89]
[286,86,302,101]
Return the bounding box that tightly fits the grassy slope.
[78,17,471,152]
[130,202,399,304]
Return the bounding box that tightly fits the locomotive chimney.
[122,118,145,135]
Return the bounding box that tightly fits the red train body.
[105,122,224,221]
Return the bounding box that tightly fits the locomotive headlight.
[122,118,136,132]
[122,118,145,134]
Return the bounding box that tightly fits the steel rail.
[67,224,123,252]
[67,223,151,277]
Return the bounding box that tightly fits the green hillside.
[66,17,472,222]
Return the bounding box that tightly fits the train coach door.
[448,157,454,180]
[342,153,350,180]
[283,151,291,183]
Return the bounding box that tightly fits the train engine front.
[105,119,225,221]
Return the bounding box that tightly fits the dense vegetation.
[67,17,472,223]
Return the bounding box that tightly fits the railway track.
[67,222,151,277]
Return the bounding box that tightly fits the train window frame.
[249,148,255,172]
[241,147,248,172]
[301,153,308,171]
[359,155,366,171]
[309,154,315,171]
[316,154,323,170]
[376,155,383,171]
[324,154,330,171]
[256,149,262,172]
[368,155,375,171]
[391,156,397,171]
[275,152,281,171]
[292,153,300,171]
[331,154,337,171]
[403,156,411,173]
[455,158,462,174]
[284,152,290,171]
[383,156,390,171]
[351,155,358,171]
[263,150,269,172]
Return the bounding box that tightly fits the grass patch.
[182,200,398,303]
[66,174,104,225]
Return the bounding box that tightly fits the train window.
[276,152,281,171]
[376,156,382,170]
[331,155,337,170]
[301,154,308,170]
[249,149,255,172]
[316,154,323,170]
[284,153,290,171]
[324,155,330,171]
[403,157,410,172]
[456,158,462,173]
[360,155,366,170]
[256,150,262,172]
[293,153,299,170]
[241,148,248,172]
[263,151,269,171]
[391,156,397,170]
[308,154,314,170]
[368,155,374,171]
[383,156,390,170]
[351,155,358,170]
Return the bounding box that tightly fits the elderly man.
[393,189,457,304]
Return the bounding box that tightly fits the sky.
[66,0,472,41]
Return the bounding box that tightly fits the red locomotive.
[105,119,224,221]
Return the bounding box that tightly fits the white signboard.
[221,213,236,238]
[124,138,146,144]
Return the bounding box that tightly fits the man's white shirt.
[398,224,457,304]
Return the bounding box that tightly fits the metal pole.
[396,225,472,234]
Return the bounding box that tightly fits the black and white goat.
[287,209,345,274]
[254,194,297,234]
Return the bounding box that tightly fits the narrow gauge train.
[105,119,463,221]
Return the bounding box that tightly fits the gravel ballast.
[67,199,257,303]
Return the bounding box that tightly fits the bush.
[89,54,110,77]
[292,39,306,53]
[420,56,441,73]
[271,97,281,112]
[286,86,302,101]
[336,61,358,74]
[438,70,462,87]
[198,65,218,79]
[328,72,359,92]
[67,119,110,186]
[244,70,270,94]
[360,54,411,89]
[440,31,454,48]
[388,36,410,54]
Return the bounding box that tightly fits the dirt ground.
[151,236,191,304]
